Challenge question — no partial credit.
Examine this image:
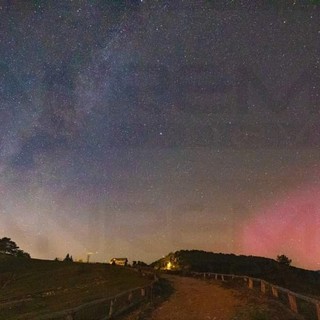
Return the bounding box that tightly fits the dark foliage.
[151,250,320,297]
[133,260,148,267]
[63,253,73,262]
[276,254,292,266]
[0,237,31,258]
[152,250,278,275]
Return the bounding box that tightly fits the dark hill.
[0,253,150,320]
[151,250,320,298]
[152,250,278,275]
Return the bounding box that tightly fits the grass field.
[0,254,151,320]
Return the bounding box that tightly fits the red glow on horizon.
[240,186,320,270]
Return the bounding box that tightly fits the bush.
[276,254,292,266]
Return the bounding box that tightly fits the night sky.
[0,1,320,269]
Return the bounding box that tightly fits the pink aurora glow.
[241,186,320,270]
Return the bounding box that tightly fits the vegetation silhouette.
[152,250,320,297]
[0,237,30,258]
[63,253,73,262]
[276,254,292,266]
[132,260,148,267]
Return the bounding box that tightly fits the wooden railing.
[37,279,157,320]
[190,272,320,320]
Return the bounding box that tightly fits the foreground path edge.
[149,275,241,320]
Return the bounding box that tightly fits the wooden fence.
[37,280,156,320]
[190,272,320,320]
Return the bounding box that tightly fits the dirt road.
[149,275,241,320]
[121,275,303,320]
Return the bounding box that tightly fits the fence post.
[261,281,266,294]
[221,275,225,281]
[128,291,133,303]
[215,274,218,280]
[141,288,145,297]
[108,299,114,318]
[271,286,279,298]
[316,302,320,320]
[248,278,253,289]
[288,294,298,313]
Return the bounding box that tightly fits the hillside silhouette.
[151,250,320,298]
[0,253,151,319]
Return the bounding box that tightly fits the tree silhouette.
[63,253,73,262]
[277,254,292,266]
[0,237,30,258]
[16,250,31,258]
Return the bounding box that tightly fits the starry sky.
[0,0,320,269]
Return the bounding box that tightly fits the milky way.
[0,1,319,269]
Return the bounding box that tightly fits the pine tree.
[0,237,30,258]
[63,253,73,262]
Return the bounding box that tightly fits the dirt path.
[149,275,242,320]
[121,275,304,320]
